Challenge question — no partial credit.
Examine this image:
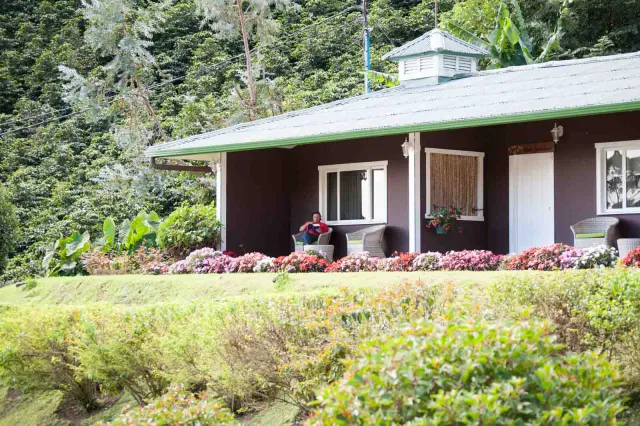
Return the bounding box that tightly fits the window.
[596,141,640,214]
[318,161,388,225]
[425,148,484,221]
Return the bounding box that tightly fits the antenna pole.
[363,0,371,94]
[434,0,438,28]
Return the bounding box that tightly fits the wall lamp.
[401,137,412,158]
[551,122,564,144]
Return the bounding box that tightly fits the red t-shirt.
[307,222,329,236]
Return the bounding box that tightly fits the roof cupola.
[382,29,488,86]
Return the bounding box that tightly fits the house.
[145,29,640,258]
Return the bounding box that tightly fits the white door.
[509,152,555,253]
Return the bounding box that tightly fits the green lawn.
[0,271,510,306]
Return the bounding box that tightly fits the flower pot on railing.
[436,225,448,235]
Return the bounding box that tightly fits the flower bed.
[81,243,627,276]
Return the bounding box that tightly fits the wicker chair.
[346,225,386,258]
[570,217,619,249]
[292,227,333,251]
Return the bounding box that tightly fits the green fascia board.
[147,101,640,158]
[386,50,485,62]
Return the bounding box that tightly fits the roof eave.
[146,100,640,159]
[384,50,487,62]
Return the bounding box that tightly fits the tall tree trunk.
[237,0,257,121]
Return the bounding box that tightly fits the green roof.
[146,52,640,160]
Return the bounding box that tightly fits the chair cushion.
[575,232,606,239]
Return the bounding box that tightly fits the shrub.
[440,250,502,271]
[560,245,618,270]
[310,320,625,425]
[96,386,234,425]
[274,252,329,273]
[0,308,99,411]
[253,257,276,272]
[490,269,640,385]
[621,247,640,268]
[376,252,418,272]
[0,187,17,276]
[157,203,221,256]
[233,252,268,273]
[506,243,572,271]
[326,252,378,272]
[73,307,173,405]
[82,247,171,275]
[211,281,442,409]
[411,252,443,271]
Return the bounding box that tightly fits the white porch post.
[408,132,421,253]
[211,153,227,251]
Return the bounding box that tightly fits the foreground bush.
[157,203,221,256]
[490,268,640,386]
[310,320,625,425]
[0,308,99,411]
[96,386,234,425]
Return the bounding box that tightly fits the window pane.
[430,153,478,216]
[340,170,367,220]
[606,150,623,209]
[326,172,337,221]
[627,150,640,208]
[372,168,386,221]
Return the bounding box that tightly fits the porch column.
[408,132,421,252]
[210,153,227,251]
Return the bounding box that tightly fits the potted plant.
[426,207,462,235]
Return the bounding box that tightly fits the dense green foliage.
[1,0,639,283]
[311,320,624,425]
[0,187,17,275]
[157,202,221,254]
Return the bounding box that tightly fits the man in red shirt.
[299,211,329,245]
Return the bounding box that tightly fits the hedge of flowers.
[83,243,627,276]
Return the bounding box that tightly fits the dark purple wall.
[487,111,640,248]
[288,135,408,258]
[420,128,492,253]
[226,149,290,256]
[225,111,640,258]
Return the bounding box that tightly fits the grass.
[0,271,508,306]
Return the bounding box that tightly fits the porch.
[219,110,640,258]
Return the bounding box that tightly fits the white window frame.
[318,161,388,226]
[425,148,484,222]
[595,140,640,215]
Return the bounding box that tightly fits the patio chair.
[292,227,333,251]
[570,217,619,249]
[346,225,386,258]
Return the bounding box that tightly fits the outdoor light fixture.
[551,122,564,144]
[401,138,412,158]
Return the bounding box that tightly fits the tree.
[0,187,18,276]
[195,0,296,121]
[443,0,569,69]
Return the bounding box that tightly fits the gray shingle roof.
[146,52,640,159]
[381,29,488,61]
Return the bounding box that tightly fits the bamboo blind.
[430,153,477,216]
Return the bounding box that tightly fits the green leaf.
[103,217,116,246]
[64,231,91,257]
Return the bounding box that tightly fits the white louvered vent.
[418,56,435,72]
[443,55,457,71]
[458,57,473,73]
[404,58,420,74]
